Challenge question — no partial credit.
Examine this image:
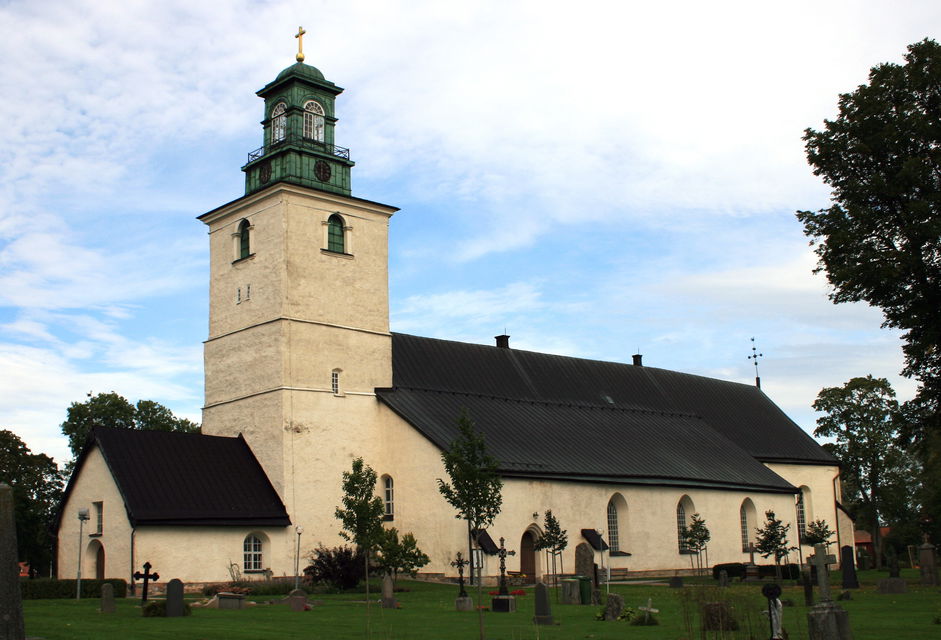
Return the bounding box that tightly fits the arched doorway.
[87,540,105,580]
[520,531,536,579]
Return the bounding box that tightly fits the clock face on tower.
[314,160,331,182]
[259,161,272,184]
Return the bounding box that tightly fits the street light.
[294,526,304,590]
[76,508,89,599]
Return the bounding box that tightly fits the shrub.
[20,578,127,600]
[303,545,365,591]
[712,563,745,580]
[141,600,191,617]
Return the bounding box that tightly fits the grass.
[22,569,941,639]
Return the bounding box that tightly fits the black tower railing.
[247,134,351,163]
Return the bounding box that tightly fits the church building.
[55,45,853,587]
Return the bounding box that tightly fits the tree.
[812,376,915,568]
[534,510,568,594]
[60,392,199,464]
[437,410,503,640]
[682,513,711,577]
[334,457,385,623]
[0,430,65,576]
[755,510,797,579]
[375,528,430,585]
[802,519,835,548]
[796,39,941,442]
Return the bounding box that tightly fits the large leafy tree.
[61,392,199,462]
[812,376,916,567]
[0,429,65,575]
[437,410,503,640]
[796,39,941,439]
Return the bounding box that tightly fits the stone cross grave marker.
[638,597,659,624]
[840,545,859,589]
[811,544,836,602]
[496,537,516,596]
[1,483,26,640]
[533,582,554,625]
[133,562,159,604]
[100,583,116,614]
[745,543,760,581]
[165,579,184,617]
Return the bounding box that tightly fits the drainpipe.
[130,527,136,595]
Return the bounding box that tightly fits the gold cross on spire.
[295,26,307,62]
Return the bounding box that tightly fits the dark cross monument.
[840,545,859,589]
[807,543,852,640]
[451,552,469,598]
[491,538,517,612]
[133,562,159,604]
[496,537,516,596]
[1,483,26,640]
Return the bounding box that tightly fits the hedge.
[20,578,128,600]
[712,563,800,581]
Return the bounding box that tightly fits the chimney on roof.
[632,353,643,366]
[495,334,510,349]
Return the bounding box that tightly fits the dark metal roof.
[60,428,290,528]
[378,334,836,492]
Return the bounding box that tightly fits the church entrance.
[519,531,536,579]
[94,543,105,580]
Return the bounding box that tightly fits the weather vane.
[748,337,763,389]
[295,26,307,62]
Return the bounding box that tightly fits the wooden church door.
[520,531,536,579]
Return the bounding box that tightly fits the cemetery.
[15,566,941,640]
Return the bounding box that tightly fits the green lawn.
[22,571,941,639]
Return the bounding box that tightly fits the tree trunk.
[364,551,371,638]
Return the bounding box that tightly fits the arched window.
[327,214,345,253]
[303,100,325,141]
[243,534,263,572]
[382,475,394,521]
[607,500,620,552]
[676,495,694,552]
[796,488,808,539]
[740,498,757,552]
[271,102,287,143]
[238,219,251,259]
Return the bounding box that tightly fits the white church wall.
[57,447,132,582]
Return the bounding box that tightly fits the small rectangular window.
[332,371,340,395]
[94,501,103,534]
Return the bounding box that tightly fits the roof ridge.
[386,385,702,420]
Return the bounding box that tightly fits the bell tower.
[198,34,398,529]
[242,27,355,196]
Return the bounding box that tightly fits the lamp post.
[294,525,304,590]
[76,508,89,599]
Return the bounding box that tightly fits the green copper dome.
[275,62,325,83]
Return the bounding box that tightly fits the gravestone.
[533,582,554,625]
[702,601,738,631]
[638,597,659,624]
[165,579,184,617]
[918,542,938,586]
[718,569,729,588]
[560,579,580,605]
[878,553,907,594]
[806,544,852,640]
[288,588,307,612]
[491,595,516,612]
[601,592,623,621]
[455,596,474,612]
[216,592,245,610]
[133,561,159,604]
[668,575,684,588]
[591,588,601,606]
[0,483,25,640]
[100,582,116,614]
[381,574,398,609]
[840,545,859,589]
[574,543,594,585]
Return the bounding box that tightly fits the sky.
[1,0,938,464]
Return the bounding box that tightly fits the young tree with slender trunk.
[438,411,503,640]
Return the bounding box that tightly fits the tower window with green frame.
[327,214,345,253]
[304,100,325,141]
[238,219,252,260]
[271,102,287,144]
